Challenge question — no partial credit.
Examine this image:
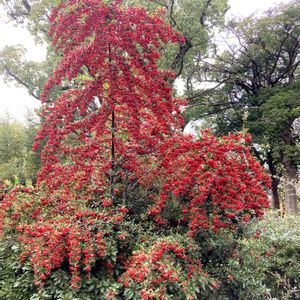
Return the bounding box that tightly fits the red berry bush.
[0,0,270,298]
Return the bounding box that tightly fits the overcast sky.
[0,0,293,122]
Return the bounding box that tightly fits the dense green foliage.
[0,113,40,185]
[212,214,300,299]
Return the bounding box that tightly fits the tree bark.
[281,124,298,215]
[271,177,281,210]
[283,163,298,215]
[266,149,280,210]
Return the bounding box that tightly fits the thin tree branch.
[4,66,40,100]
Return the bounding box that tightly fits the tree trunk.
[283,165,298,215]
[271,177,280,210]
[266,149,280,210]
[281,124,298,215]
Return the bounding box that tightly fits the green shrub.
[204,213,300,299]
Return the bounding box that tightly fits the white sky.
[0,19,46,122]
[0,0,293,122]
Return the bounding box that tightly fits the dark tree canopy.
[185,0,300,214]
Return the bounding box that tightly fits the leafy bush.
[203,213,300,299]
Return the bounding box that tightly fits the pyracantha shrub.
[0,0,270,296]
[150,131,270,235]
[121,236,219,300]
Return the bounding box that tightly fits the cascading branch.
[152,131,270,234]
[0,0,270,298]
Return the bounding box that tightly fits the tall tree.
[186,0,300,214]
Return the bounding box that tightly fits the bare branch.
[200,0,212,26]
[21,0,31,13]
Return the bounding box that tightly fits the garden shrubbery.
[203,213,300,299]
[1,213,299,299]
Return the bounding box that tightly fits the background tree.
[0,112,40,185]
[125,0,229,78]
[185,0,300,214]
[0,113,25,183]
[0,45,51,100]
[22,110,42,184]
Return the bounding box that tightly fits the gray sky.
[0,0,292,122]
